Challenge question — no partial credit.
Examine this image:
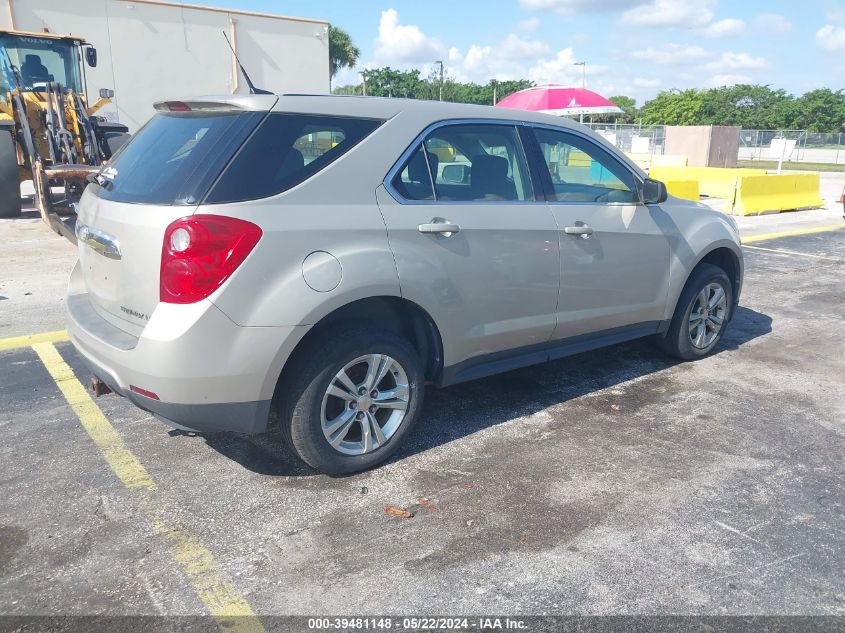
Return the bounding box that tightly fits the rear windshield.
[92,111,382,205]
[92,111,263,205]
[204,113,382,203]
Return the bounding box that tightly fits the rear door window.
[391,124,533,202]
[390,144,435,201]
[92,111,263,205]
[205,113,382,203]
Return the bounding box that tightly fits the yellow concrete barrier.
[662,179,700,201]
[567,150,592,167]
[733,173,824,216]
[649,166,767,199]
[626,153,688,169]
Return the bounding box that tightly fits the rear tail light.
[160,215,262,304]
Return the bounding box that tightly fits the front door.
[377,122,560,375]
[528,126,671,340]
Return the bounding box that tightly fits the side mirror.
[99,88,114,99]
[86,47,98,68]
[642,177,668,204]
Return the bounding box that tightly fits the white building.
[1,0,330,131]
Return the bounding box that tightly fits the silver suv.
[67,94,743,474]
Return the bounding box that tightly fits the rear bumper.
[66,263,304,434]
[76,352,272,434]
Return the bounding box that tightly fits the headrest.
[470,154,509,185]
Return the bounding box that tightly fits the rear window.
[204,113,382,203]
[92,111,263,205]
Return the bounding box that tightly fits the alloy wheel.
[688,282,728,349]
[320,354,410,455]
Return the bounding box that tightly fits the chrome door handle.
[418,220,461,236]
[563,225,594,237]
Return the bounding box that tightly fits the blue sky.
[198,0,845,104]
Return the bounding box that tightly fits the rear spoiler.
[153,94,278,113]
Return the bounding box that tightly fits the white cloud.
[500,34,551,59]
[753,13,792,34]
[816,24,845,52]
[450,34,550,82]
[633,77,662,88]
[372,9,443,65]
[703,52,767,71]
[700,18,745,38]
[621,0,716,28]
[518,17,541,31]
[707,73,752,87]
[527,48,607,85]
[519,0,632,14]
[631,43,710,65]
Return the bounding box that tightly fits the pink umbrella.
[495,85,623,117]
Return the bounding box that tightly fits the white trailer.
[0,0,329,131]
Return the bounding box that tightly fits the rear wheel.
[0,130,22,218]
[278,327,425,475]
[657,263,733,360]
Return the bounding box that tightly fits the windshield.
[0,34,84,93]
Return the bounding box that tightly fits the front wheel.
[657,263,733,360]
[278,327,425,475]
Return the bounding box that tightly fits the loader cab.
[0,31,86,95]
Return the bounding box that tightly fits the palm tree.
[329,26,360,89]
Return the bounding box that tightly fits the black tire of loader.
[0,130,22,218]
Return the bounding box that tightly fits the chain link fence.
[739,130,845,165]
[580,124,845,165]
[583,123,666,155]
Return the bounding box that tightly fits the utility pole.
[492,79,498,106]
[435,60,444,101]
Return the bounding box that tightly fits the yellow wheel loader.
[0,29,129,241]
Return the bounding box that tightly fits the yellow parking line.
[743,244,843,262]
[32,342,265,633]
[742,224,845,244]
[0,329,69,352]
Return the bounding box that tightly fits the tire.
[657,263,733,361]
[278,326,425,475]
[0,130,21,218]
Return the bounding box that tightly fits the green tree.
[700,84,793,129]
[360,67,428,98]
[639,89,705,125]
[328,26,360,87]
[789,89,845,132]
[593,95,637,123]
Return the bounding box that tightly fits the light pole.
[435,60,444,101]
[573,61,586,123]
[574,60,586,88]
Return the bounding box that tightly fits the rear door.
[526,126,671,340]
[76,104,266,335]
[378,121,560,377]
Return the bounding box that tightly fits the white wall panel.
[1,0,329,130]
